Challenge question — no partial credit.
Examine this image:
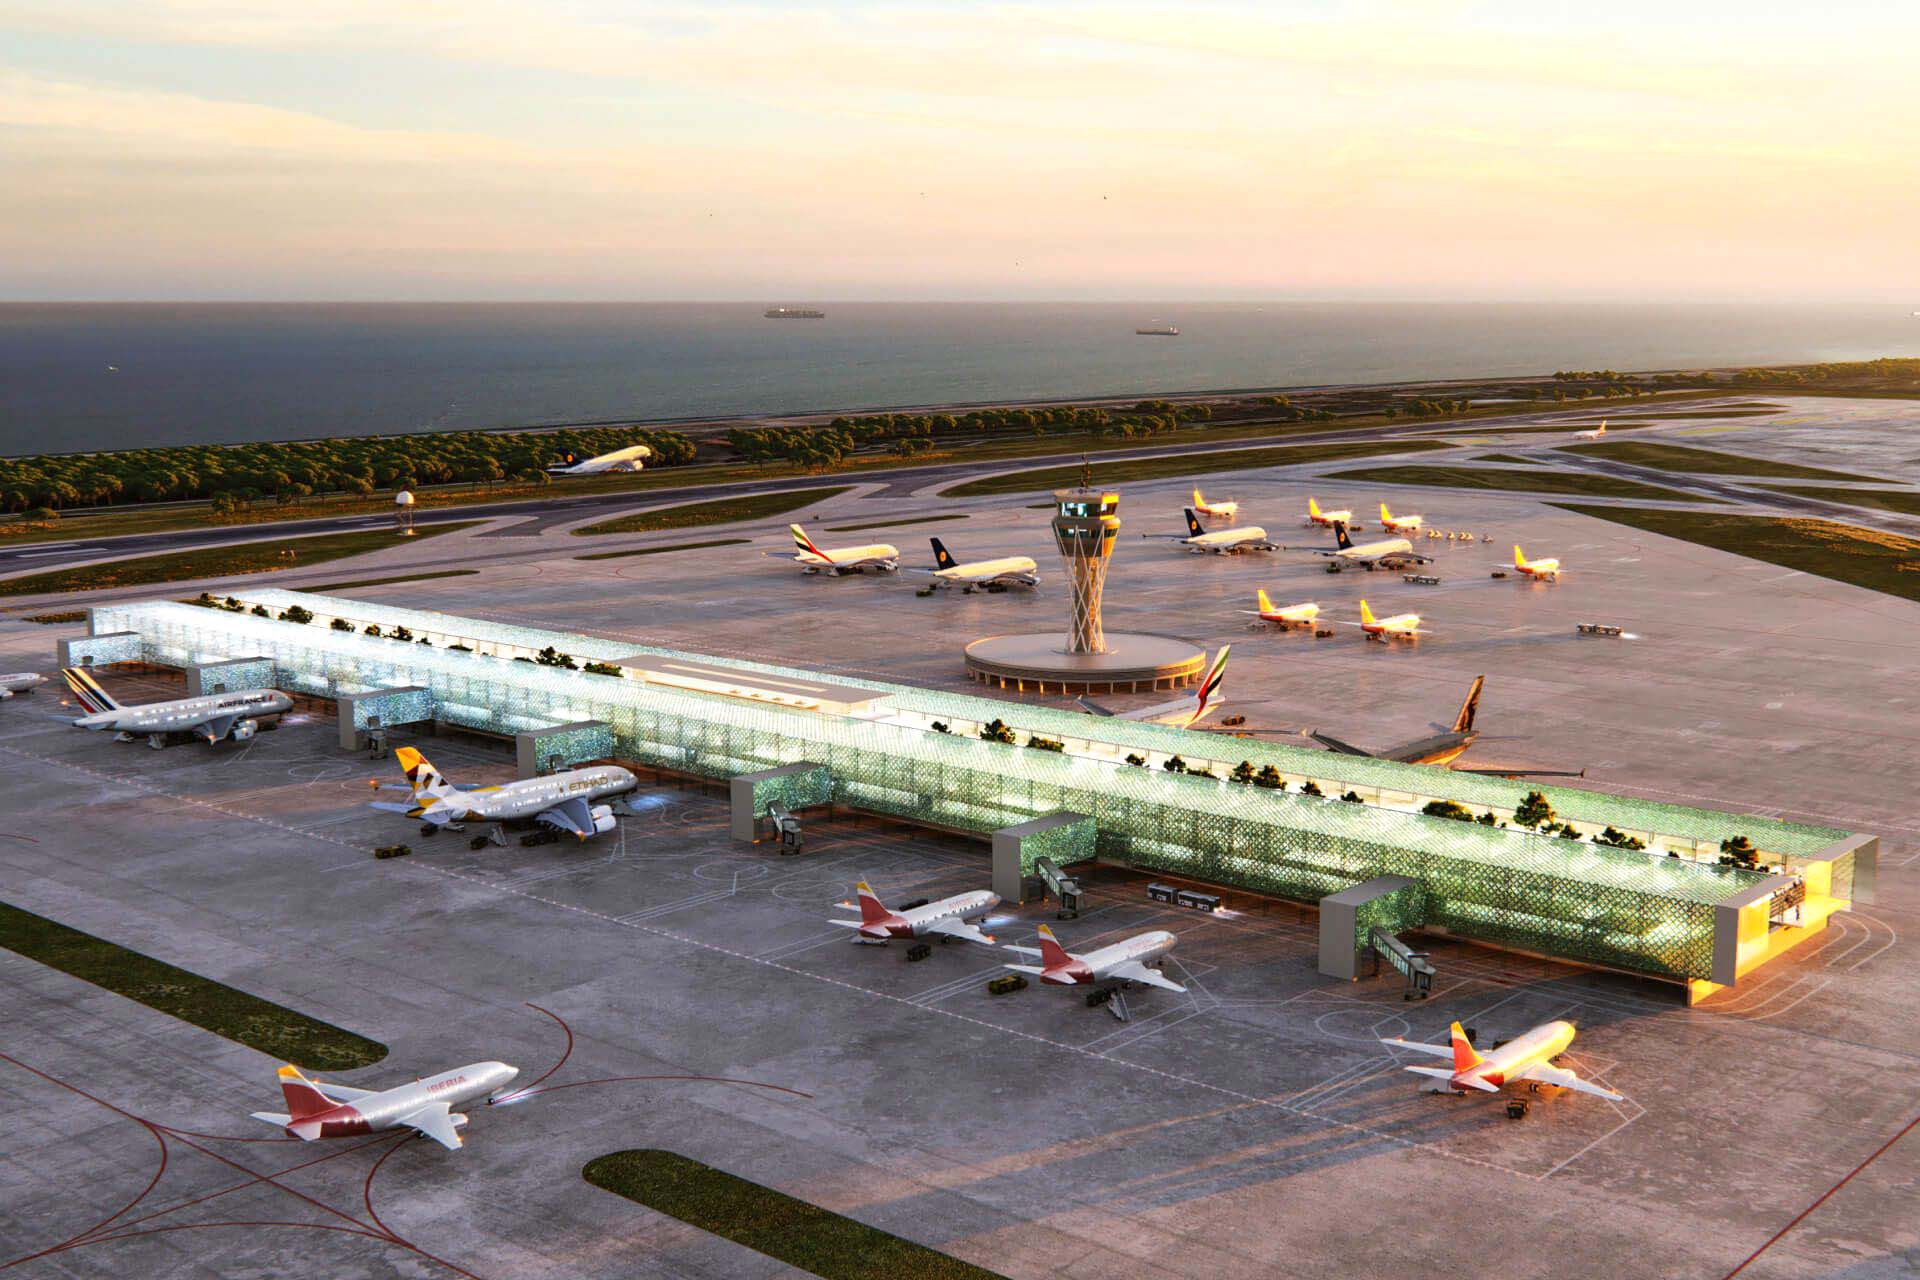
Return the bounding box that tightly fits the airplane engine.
[230,719,258,742]
[590,805,617,835]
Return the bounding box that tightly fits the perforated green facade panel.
[749,764,833,817]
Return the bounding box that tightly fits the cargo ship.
[765,307,826,319]
[1135,324,1179,336]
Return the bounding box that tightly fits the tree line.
[727,401,1221,467]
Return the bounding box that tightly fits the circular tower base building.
[963,632,1205,695]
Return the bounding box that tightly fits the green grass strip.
[583,1150,1004,1280]
[0,901,386,1070]
[0,521,482,598]
[310,569,480,591]
[1325,464,1707,503]
[824,513,969,533]
[1473,454,1541,465]
[942,438,1449,497]
[1558,440,1881,482]
[572,486,851,537]
[575,537,749,562]
[1553,504,1920,604]
[1750,485,1920,518]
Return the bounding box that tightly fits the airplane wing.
[536,796,596,839]
[1515,1062,1624,1101]
[198,714,238,742]
[1109,960,1186,993]
[1003,963,1048,976]
[1075,697,1117,717]
[1452,765,1587,779]
[370,800,420,815]
[0,689,11,700]
[923,918,996,946]
[397,1101,464,1150]
[1404,1065,1499,1091]
[314,1082,376,1103]
[1000,945,1043,958]
[1379,1036,1456,1059]
[1310,731,1374,757]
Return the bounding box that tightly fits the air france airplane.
[546,444,652,475]
[63,667,292,748]
[1003,925,1186,993]
[1,672,46,699]
[1381,1020,1624,1103]
[830,881,1000,944]
[913,537,1041,591]
[1080,646,1228,727]
[788,524,900,574]
[251,1060,520,1150]
[371,747,635,840]
[1145,509,1276,555]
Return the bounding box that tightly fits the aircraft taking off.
[1190,488,1239,521]
[63,667,291,748]
[1003,925,1185,992]
[1574,420,1607,441]
[1307,522,1432,570]
[1510,546,1563,581]
[1306,497,1355,528]
[1381,1020,1623,1102]
[830,881,999,944]
[1242,590,1319,629]
[371,747,635,839]
[1080,646,1229,727]
[914,538,1040,591]
[1353,599,1423,641]
[546,444,651,475]
[251,1061,519,1149]
[788,524,900,575]
[1310,676,1585,777]
[1,672,46,699]
[1145,509,1276,555]
[1378,503,1423,534]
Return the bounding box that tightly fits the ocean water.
[1,302,1914,456]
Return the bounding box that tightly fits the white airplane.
[1309,521,1433,570]
[1306,497,1356,529]
[830,881,999,945]
[1242,590,1319,630]
[1509,545,1562,581]
[1,672,46,699]
[1574,420,1607,441]
[62,667,292,748]
[1190,488,1239,521]
[1381,1019,1624,1103]
[913,537,1040,591]
[788,524,900,575]
[1378,502,1423,534]
[1145,509,1276,555]
[1352,599,1424,642]
[371,747,635,840]
[1003,924,1185,993]
[251,1060,520,1150]
[545,444,652,475]
[1079,646,1228,727]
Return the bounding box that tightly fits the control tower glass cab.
[1051,487,1121,654]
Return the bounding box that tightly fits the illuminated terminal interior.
[84,588,1875,994]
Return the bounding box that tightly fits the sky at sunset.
[3,1,1915,301]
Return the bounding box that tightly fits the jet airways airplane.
[1079,646,1228,727]
[546,444,652,475]
[788,524,900,575]
[1242,590,1319,630]
[371,747,635,839]
[1574,420,1607,441]
[1003,924,1185,992]
[63,667,292,748]
[1378,503,1423,534]
[1352,599,1423,641]
[1381,1020,1623,1103]
[1190,488,1239,521]
[1308,522,1433,570]
[913,537,1040,591]
[251,1060,520,1150]
[1145,509,1276,555]
[830,881,999,944]
[1,672,46,699]
[1509,545,1563,581]
[1306,497,1355,528]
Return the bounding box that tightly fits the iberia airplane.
[1306,497,1355,528]
[1354,599,1423,641]
[1574,420,1607,441]
[1378,502,1423,534]
[1510,545,1562,581]
[788,524,901,575]
[1381,1020,1624,1102]
[1191,488,1239,521]
[1242,590,1319,630]
[1080,646,1229,726]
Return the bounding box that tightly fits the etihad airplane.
[1306,497,1356,529]
[1003,925,1185,992]
[830,881,999,945]
[62,667,292,748]
[1309,522,1432,570]
[1378,503,1423,534]
[1352,599,1423,642]
[788,524,900,575]
[1,672,46,699]
[1381,1020,1624,1103]
[1080,646,1229,727]
[371,747,635,839]
[1190,488,1239,521]
[546,444,651,475]
[1574,420,1607,441]
[251,1060,520,1150]
[914,537,1040,591]
[1310,677,1584,777]
[1145,509,1276,555]
[1242,590,1319,630]
[1509,545,1563,581]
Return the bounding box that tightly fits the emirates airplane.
[788,524,900,574]
[1190,488,1239,520]
[63,667,292,748]
[830,881,999,944]
[1242,590,1319,629]
[1079,646,1228,727]
[1381,1020,1624,1103]
[252,1061,521,1150]
[1003,924,1186,993]
[546,444,651,474]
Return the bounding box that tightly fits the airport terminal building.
[75,589,1875,999]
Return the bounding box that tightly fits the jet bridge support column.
[516,720,614,779]
[185,656,275,697]
[991,812,1095,903]
[57,632,144,669]
[730,762,832,843]
[337,686,434,752]
[1319,875,1421,980]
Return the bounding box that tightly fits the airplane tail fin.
[1596,421,1606,436]
[1448,1022,1483,1072]
[1256,588,1275,614]
[790,524,828,560]
[61,667,119,714]
[1036,924,1073,971]
[1334,521,1353,550]
[1192,487,1206,509]
[394,747,454,800]
[1358,599,1377,627]
[277,1064,335,1119]
[1453,676,1485,734]
[1514,545,1527,569]
[930,537,958,571]
[1308,497,1322,518]
[1194,646,1229,719]
[1182,508,1204,538]
[1379,502,1393,524]
[854,881,893,927]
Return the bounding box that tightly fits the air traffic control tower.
[964,480,1205,695]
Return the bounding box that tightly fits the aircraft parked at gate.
[1308,676,1586,777]
[1079,646,1229,728]
[912,538,1040,591]
[1144,509,1276,555]
[62,667,292,748]
[1302,522,1432,570]
[1574,421,1608,441]
[251,1061,520,1150]
[371,747,635,840]
[1,672,46,699]
[1509,546,1563,581]
[1348,600,1424,641]
[1306,497,1356,528]
[1380,1020,1623,1103]
[546,444,651,475]
[1378,503,1423,534]
[1190,488,1239,520]
[1242,591,1319,630]
[830,881,999,944]
[788,524,900,575]
[1003,925,1185,992]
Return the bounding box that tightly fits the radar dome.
[394,490,415,507]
